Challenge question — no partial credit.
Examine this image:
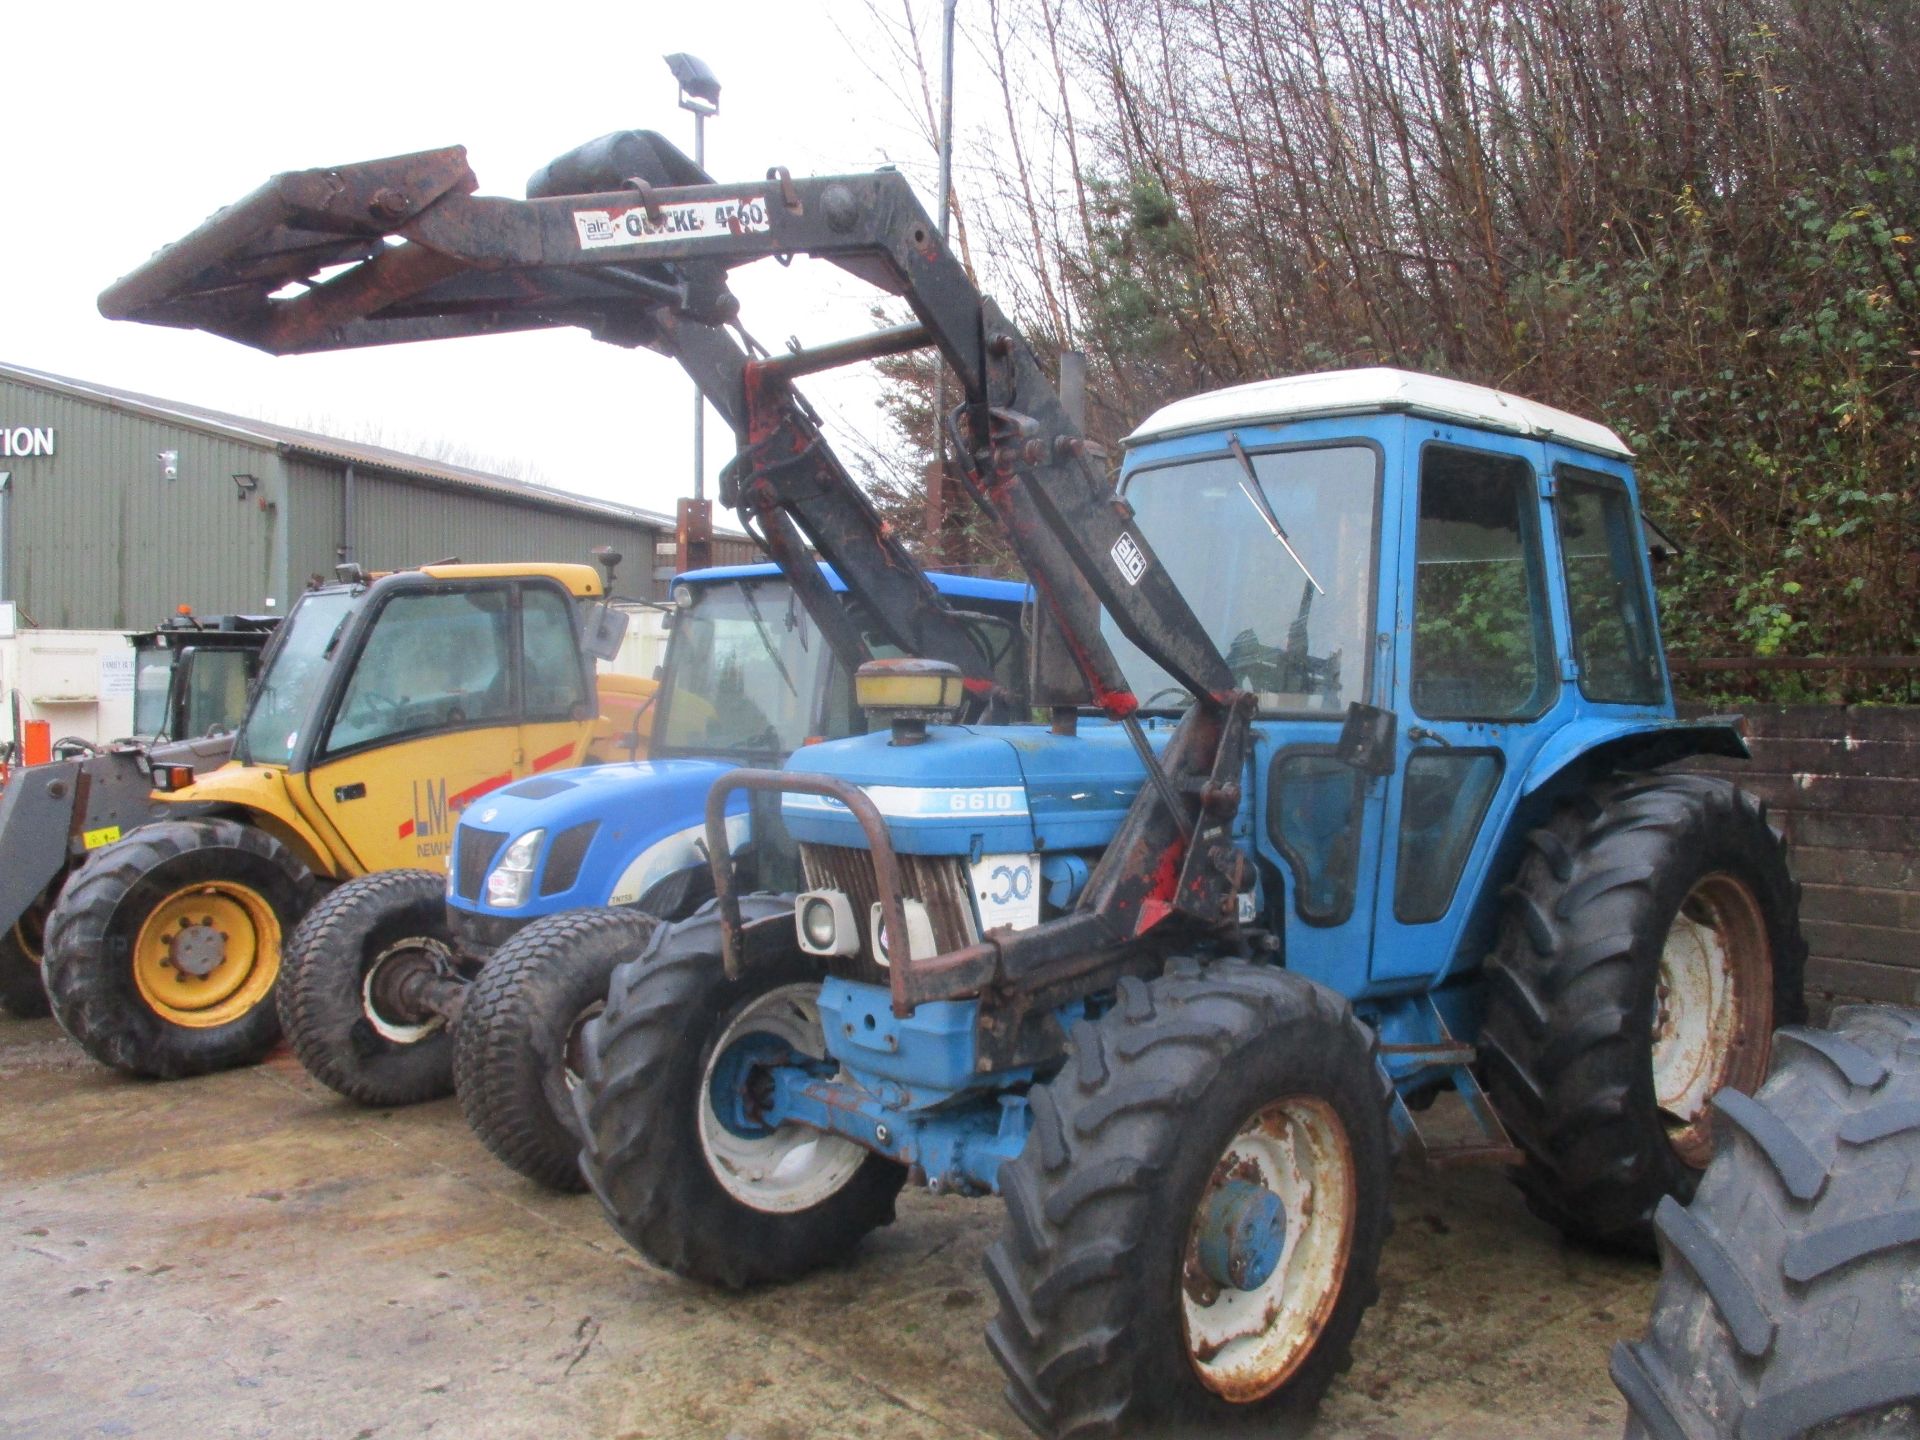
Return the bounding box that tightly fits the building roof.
[0,360,752,535]
[1125,366,1632,459]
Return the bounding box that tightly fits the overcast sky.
[4,2,961,519]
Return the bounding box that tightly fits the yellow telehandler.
[41,560,654,1079]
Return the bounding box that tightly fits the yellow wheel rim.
[131,882,282,1029]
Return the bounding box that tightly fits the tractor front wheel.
[985,959,1394,1437]
[575,929,904,1288]
[1480,772,1806,1251]
[454,907,657,1190]
[43,820,313,1078]
[0,892,53,1019]
[280,869,463,1107]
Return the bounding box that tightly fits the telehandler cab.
[102,131,1805,1436]
[39,561,653,1079]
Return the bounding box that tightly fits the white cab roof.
[1125,366,1632,458]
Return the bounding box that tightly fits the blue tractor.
[265,561,1027,1188]
[101,133,1806,1437]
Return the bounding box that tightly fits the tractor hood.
[779,721,1168,857]
[461,757,741,838]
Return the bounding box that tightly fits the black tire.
[279,869,461,1107]
[0,893,53,1019]
[1612,1005,1920,1439]
[575,921,905,1288]
[1481,772,1806,1250]
[454,907,657,1191]
[985,959,1395,1438]
[43,819,314,1079]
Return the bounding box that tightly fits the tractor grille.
[455,827,510,901]
[800,843,977,982]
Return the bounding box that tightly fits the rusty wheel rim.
[1651,872,1773,1167]
[1181,1095,1357,1403]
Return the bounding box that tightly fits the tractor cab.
[129,613,279,742]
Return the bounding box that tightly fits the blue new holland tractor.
[101,131,1806,1437]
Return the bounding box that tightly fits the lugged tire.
[575,918,905,1288]
[43,819,314,1078]
[1612,1004,1920,1439]
[0,898,53,1019]
[454,907,657,1191]
[279,869,459,1106]
[984,958,1395,1438]
[1481,772,1806,1250]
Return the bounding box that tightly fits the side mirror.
[1335,702,1396,777]
[582,604,630,664]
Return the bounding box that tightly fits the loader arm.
[100,134,1252,1005]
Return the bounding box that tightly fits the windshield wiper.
[1227,432,1324,595]
[736,583,798,696]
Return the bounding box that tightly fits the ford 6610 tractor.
[101,132,1804,1437]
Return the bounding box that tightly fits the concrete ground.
[2,1017,1650,1440]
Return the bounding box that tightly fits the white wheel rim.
[360,939,450,1044]
[1650,873,1771,1165]
[1182,1096,1356,1403]
[698,982,867,1214]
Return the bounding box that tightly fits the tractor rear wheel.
[43,819,313,1078]
[0,893,52,1019]
[454,907,657,1191]
[280,870,462,1107]
[1612,1005,1920,1439]
[1481,772,1806,1251]
[575,928,904,1288]
[985,959,1394,1437]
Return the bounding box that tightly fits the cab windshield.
[655,581,836,757]
[132,644,174,737]
[1106,444,1378,714]
[237,590,357,765]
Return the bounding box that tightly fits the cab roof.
[1125,366,1632,459]
[675,562,1029,604]
[412,562,603,596]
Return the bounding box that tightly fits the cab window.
[1556,468,1665,704]
[1411,446,1554,719]
[324,586,514,754]
[520,585,590,719]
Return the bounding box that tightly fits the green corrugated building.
[0,361,756,629]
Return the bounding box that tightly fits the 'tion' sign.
[1,428,54,458]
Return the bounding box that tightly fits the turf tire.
[1612,1004,1920,1439]
[575,920,905,1288]
[455,907,657,1190]
[1481,772,1806,1250]
[43,819,313,1078]
[280,869,460,1106]
[984,958,1395,1438]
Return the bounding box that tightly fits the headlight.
[485,828,546,908]
[794,889,859,957]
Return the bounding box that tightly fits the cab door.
[1367,436,1571,985]
[303,580,528,874]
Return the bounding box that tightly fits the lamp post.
[665,52,721,573]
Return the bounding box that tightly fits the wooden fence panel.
[1678,705,1920,1019]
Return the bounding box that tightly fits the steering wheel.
[1141,686,1192,710]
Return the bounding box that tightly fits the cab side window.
[1556,469,1665,704]
[324,586,514,754]
[521,585,590,719]
[1411,446,1554,719]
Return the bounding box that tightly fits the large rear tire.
[454,907,657,1190]
[1612,1004,1920,1438]
[279,869,461,1107]
[1481,773,1806,1250]
[985,959,1395,1437]
[0,893,53,1019]
[575,925,904,1288]
[43,819,313,1078]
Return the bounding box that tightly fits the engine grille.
[455,827,509,901]
[800,843,976,981]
